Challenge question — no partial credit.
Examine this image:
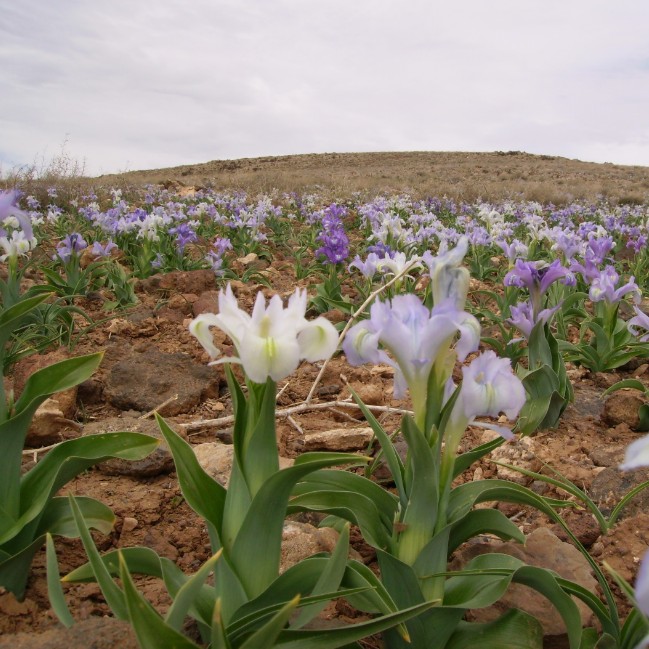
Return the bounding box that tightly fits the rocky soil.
[2,264,649,649]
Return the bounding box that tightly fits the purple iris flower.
[343,294,479,416]
[504,259,575,295]
[55,233,87,262]
[169,222,198,253]
[91,240,118,257]
[496,238,528,263]
[589,266,640,304]
[628,306,649,342]
[585,236,615,265]
[508,300,561,339]
[315,205,349,265]
[349,252,381,278]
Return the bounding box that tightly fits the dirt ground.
[1,253,649,649]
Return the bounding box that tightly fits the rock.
[590,466,649,519]
[192,290,220,316]
[232,252,268,272]
[588,444,627,467]
[292,427,374,453]
[281,521,359,573]
[453,527,596,636]
[0,617,138,649]
[166,293,198,314]
[104,348,221,416]
[136,269,216,296]
[350,382,384,406]
[122,516,138,532]
[602,391,644,430]
[13,350,82,446]
[193,442,234,486]
[193,442,293,486]
[84,416,175,477]
[483,434,541,485]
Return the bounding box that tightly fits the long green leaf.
[156,414,226,534]
[165,550,222,631]
[13,352,104,415]
[37,496,115,538]
[46,533,74,628]
[347,385,406,506]
[445,608,543,649]
[119,553,202,649]
[240,595,300,649]
[0,432,158,545]
[68,494,128,619]
[275,600,436,648]
[291,524,350,629]
[231,452,368,598]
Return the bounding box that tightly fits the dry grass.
[5,150,649,205]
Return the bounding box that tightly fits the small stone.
[602,391,644,430]
[294,427,373,453]
[122,517,138,532]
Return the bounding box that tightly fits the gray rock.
[281,521,361,573]
[84,416,175,477]
[590,465,649,518]
[452,527,596,637]
[104,348,221,416]
[602,391,645,430]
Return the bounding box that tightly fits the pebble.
[122,517,138,532]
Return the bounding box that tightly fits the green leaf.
[275,600,436,648]
[46,533,74,628]
[13,352,104,416]
[0,432,158,545]
[37,496,115,538]
[347,385,406,506]
[230,452,367,598]
[68,495,128,620]
[445,608,543,649]
[448,509,525,554]
[453,437,505,478]
[119,553,202,649]
[165,550,222,631]
[0,535,44,599]
[395,415,438,566]
[291,524,350,629]
[64,546,165,582]
[239,595,300,649]
[0,293,50,348]
[156,414,226,535]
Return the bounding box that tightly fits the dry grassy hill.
[97,151,649,204]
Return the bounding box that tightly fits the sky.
[2,0,649,177]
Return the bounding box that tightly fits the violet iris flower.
[589,266,640,304]
[448,350,526,440]
[628,307,649,342]
[55,233,87,263]
[349,252,381,278]
[508,301,561,339]
[343,293,479,424]
[91,240,118,257]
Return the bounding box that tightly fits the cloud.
[2,0,649,175]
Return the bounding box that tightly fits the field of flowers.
[3,182,649,648]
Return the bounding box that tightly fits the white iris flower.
[190,284,339,383]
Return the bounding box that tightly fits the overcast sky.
[2,1,649,176]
